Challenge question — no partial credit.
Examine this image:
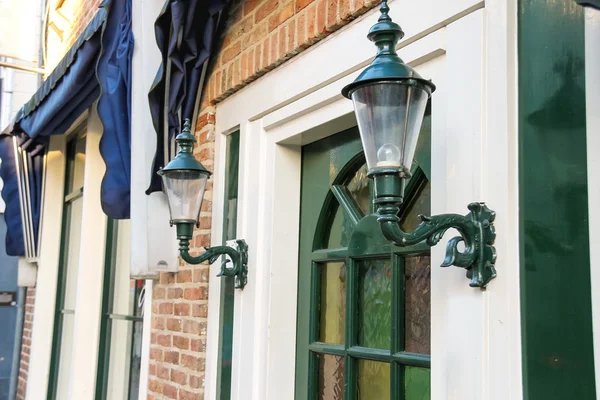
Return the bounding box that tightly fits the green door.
[296,114,432,399]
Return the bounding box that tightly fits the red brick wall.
[149,1,379,399]
[16,288,35,400]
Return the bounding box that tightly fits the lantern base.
[175,222,249,289]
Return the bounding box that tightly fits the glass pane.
[317,353,344,400]
[63,196,83,310]
[55,313,75,399]
[106,320,143,400]
[346,164,370,215]
[162,170,208,222]
[328,206,353,248]
[405,367,431,400]
[358,259,392,349]
[357,360,390,400]
[112,221,135,316]
[67,134,86,194]
[405,256,431,354]
[400,181,431,232]
[351,83,428,171]
[319,262,346,344]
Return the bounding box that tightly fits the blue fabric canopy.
[0,0,133,257]
[146,0,230,194]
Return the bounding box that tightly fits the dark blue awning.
[146,0,230,194]
[0,0,133,257]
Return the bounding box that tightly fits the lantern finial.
[378,0,391,22]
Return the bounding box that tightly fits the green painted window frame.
[48,130,87,400]
[297,113,432,399]
[216,131,240,400]
[95,219,144,400]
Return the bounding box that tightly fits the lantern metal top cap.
[158,119,212,176]
[341,0,436,98]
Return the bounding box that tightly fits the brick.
[180,389,202,400]
[162,383,178,399]
[160,272,175,284]
[167,288,183,299]
[297,11,308,48]
[190,338,205,352]
[183,287,206,300]
[157,334,172,347]
[164,351,180,365]
[268,2,294,32]
[244,0,262,15]
[307,3,317,41]
[193,268,209,283]
[326,0,338,29]
[170,368,187,385]
[149,364,157,376]
[150,348,163,362]
[153,287,165,299]
[296,0,313,12]
[279,27,287,60]
[158,302,173,314]
[176,269,192,283]
[183,319,204,335]
[222,41,242,65]
[148,379,163,393]
[174,303,190,316]
[157,364,170,379]
[173,335,190,350]
[340,0,351,20]
[255,0,279,23]
[243,22,268,48]
[167,318,182,332]
[181,354,204,372]
[189,375,203,389]
[191,303,207,317]
[316,0,327,35]
[287,19,296,55]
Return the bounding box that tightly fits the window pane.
[55,313,75,399]
[328,206,352,248]
[66,134,86,194]
[400,181,431,232]
[319,262,346,344]
[357,360,390,400]
[317,353,344,400]
[64,196,83,309]
[405,256,431,355]
[111,221,135,316]
[358,259,392,349]
[346,164,370,215]
[106,320,143,400]
[405,367,430,400]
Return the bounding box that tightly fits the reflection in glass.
[328,206,352,248]
[317,354,345,400]
[405,256,431,354]
[400,181,431,232]
[106,320,143,399]
[357,360,390,399]
[347,164,370,215]
[358,259,392,349]
[55,313,74,399]
[405,367,431,400]
[319,262,346,344]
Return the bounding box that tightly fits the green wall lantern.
[342,0,497,287]
[159,119,248,289]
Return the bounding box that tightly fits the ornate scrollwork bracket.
[177,223,248,289]
[372,169,497,288]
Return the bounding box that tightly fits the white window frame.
[205,1,521,400]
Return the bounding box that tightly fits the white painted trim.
[205,1,521,400]
[67,104,109,398]
[130,0,175,279]
[138,278,154,400]
[26,134,67,400]
[584,6,600,397]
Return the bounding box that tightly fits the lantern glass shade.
[161,170,209,222]
[350,81,429,171]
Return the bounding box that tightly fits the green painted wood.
[297,124,432,399]
[518,1,596,398]
[216,132,240,400]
